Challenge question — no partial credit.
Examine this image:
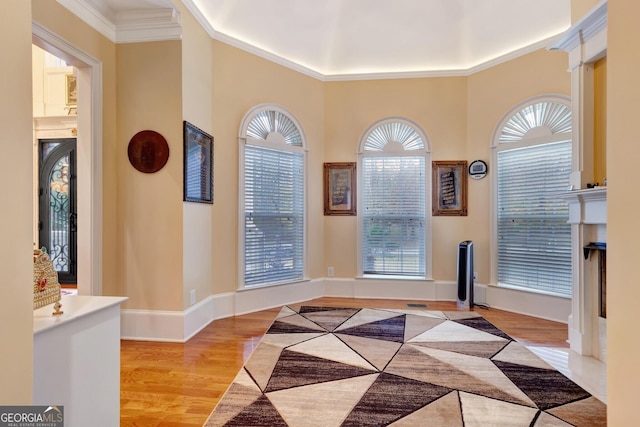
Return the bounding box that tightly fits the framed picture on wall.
[432,160,467,216]
[324,162,357,216]
[183,121,214,204]
[65,74,77,106]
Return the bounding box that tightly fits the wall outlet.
[190,289,196,306]
[328,266,334,277]
[473,272,478,280]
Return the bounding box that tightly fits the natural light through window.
[240,106,306,288]
[359,119,430,278]
[495,98,572,296]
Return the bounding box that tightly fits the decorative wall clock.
[127,130,169,173]
[469,159,488,180]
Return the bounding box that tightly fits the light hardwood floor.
[120,297,568,426]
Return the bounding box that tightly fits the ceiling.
[76,0,572,80]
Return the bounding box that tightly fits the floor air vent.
[406,303,428,308]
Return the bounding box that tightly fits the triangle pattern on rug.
[492,341,554,370]
[204,306,607,427]
[298,306,351,313]
[264,348,376,393]
[493,360,592,410]
[378,309,447,319]
[411,339,509,359]
[533,411,575,426]
[276,306,297,319]
[222,395,289,426]
[335,308,406,331]
[337,314,406,343]
[403,314,446,342]
[341,372,453,426]
[387,345,535,407]
[546,396,607,426]
[443,311,482,320]
[244,343,284,391]
[388,390,463,426]
[336,333,402,371]
[300,307,360,331]
[459,391,539,426]
[453,317,513,341]
[267,314,328,334]
[260,332,326,349]
[287,333,377,371]
[266,374,379,427]
[204,370,263,427]
[408,319,509,344]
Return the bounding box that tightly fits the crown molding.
[57,0,182,43]
[548,0,607,69]
[57,0,116,42]
[115,9,182,43]
[467,34,564,76]
[206,28,562,82]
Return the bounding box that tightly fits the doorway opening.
[32,23,103,296]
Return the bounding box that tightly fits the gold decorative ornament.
[33,247,63,315]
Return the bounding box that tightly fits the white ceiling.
[77,0,572,79]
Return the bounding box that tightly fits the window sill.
[493,282,571,299]
[239,277,310,292]
[357,274,433,281]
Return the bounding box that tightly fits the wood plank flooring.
[120,297,568,426]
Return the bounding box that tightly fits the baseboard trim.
[121,278,570,341]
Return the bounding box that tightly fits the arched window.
[239,105,306,288]
[492,96,572,296]
[358,118,431,278]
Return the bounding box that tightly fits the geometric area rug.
[203,306,607,426]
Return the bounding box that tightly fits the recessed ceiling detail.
[60,0,571,80]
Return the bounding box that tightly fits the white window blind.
[244,144,304,286]
[497,140,572,295]
[362,156,426,276]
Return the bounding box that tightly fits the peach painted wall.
[0,0,34,404]
[180,2,214,309]
[606,1,640,424]
[467,48,571,284]
[324,77,467,280]
[571,0,602,23]
[211,40,326,293]
[115,41,184,310]
[323,48,570,283]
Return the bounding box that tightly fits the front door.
[39,138,77,284]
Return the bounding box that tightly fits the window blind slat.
[362,156,426,276]
[497,140,572,295]
[244,144,304,286]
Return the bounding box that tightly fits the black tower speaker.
[457,241,474,308]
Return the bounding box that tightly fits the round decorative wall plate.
[469,159,488,180]
[127,130,169,173]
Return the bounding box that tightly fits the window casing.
[239,105,306,288]
[358,118,431,278]
[493,97,573,296]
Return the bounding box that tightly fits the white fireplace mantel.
[558,187,607,225]
[558,186,607,361]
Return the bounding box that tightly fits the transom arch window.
[358,117,432,278]
[492,95,572,296]
[239,104,306,288]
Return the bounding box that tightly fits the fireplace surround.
[558,187,607,362]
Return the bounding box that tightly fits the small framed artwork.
[183,121,213,204]
[324,162,356,216]
[65,74,77,106]
[432,160,468,216]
